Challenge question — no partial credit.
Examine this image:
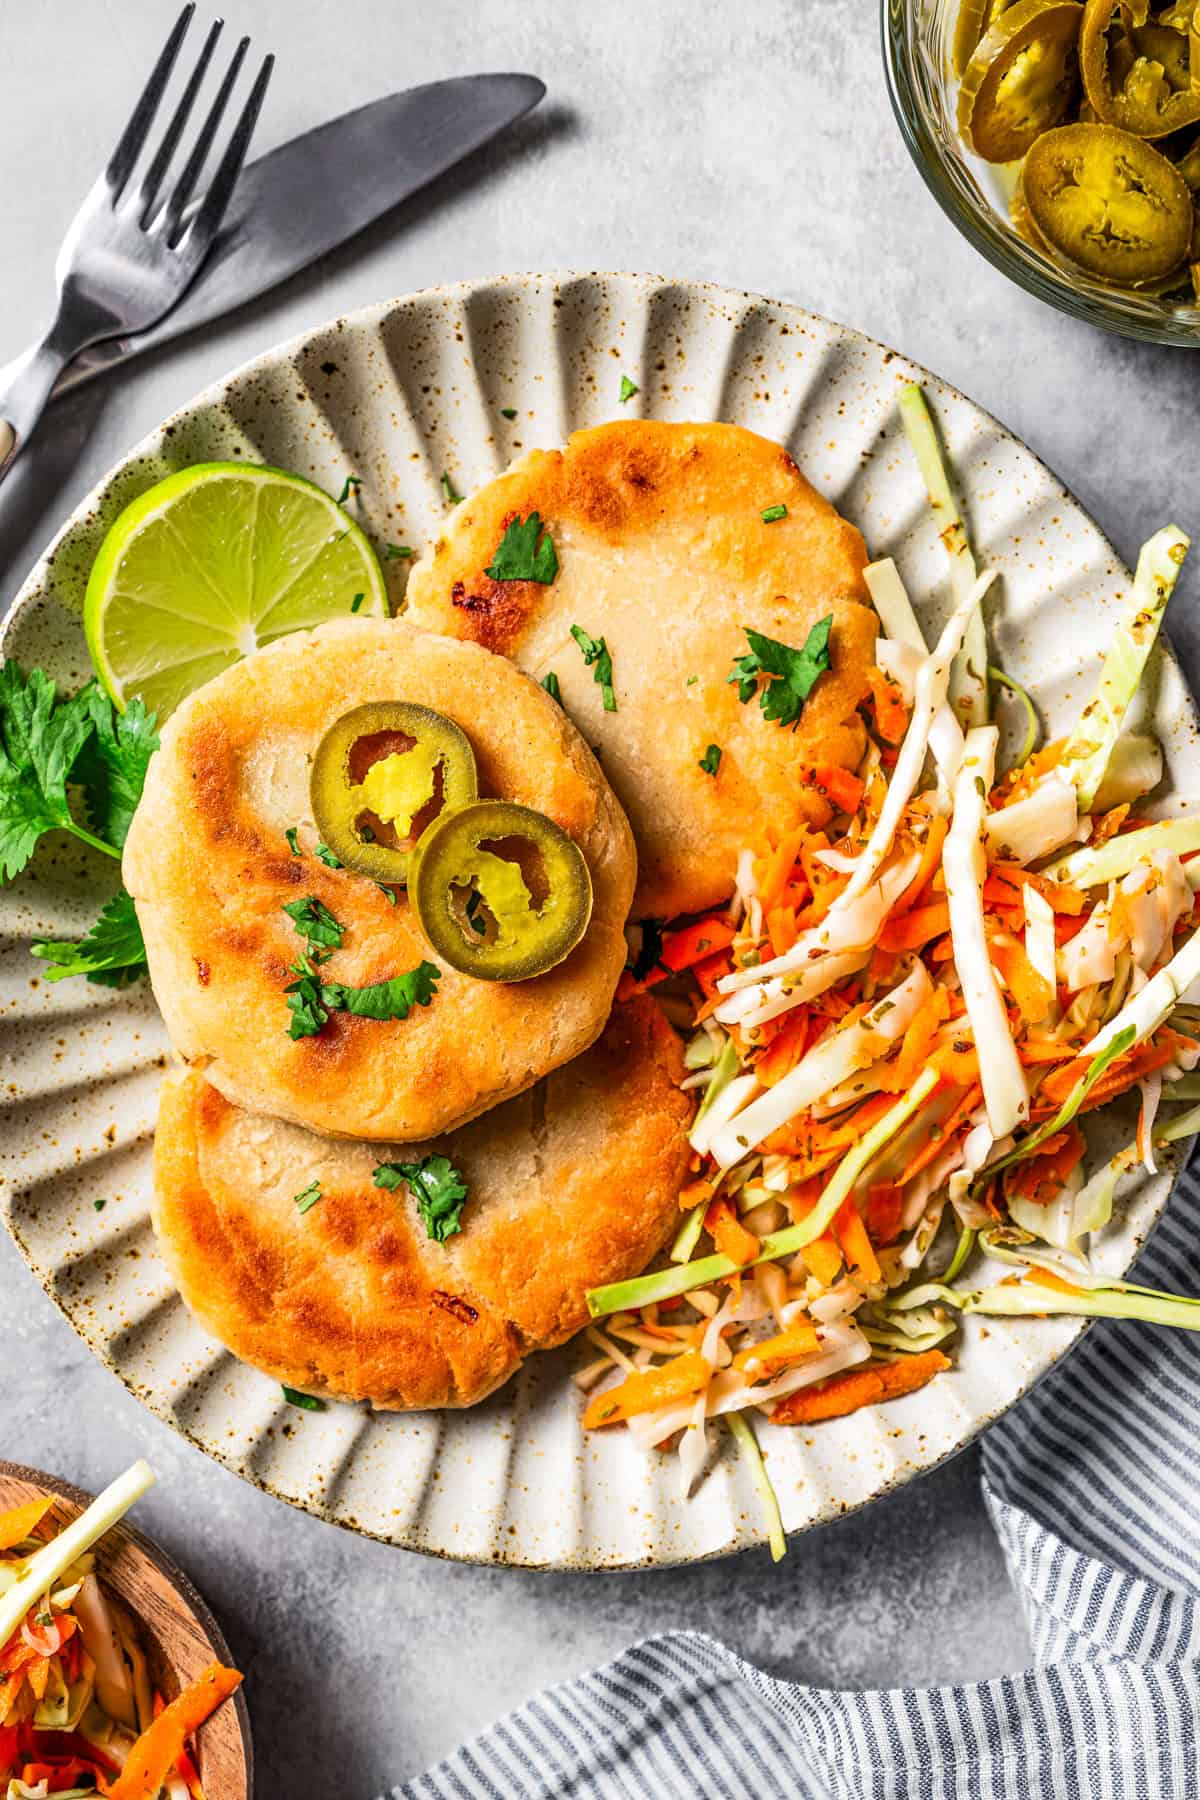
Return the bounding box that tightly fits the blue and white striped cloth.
[395,1163,1200,1799]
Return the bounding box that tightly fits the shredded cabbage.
[1049,817,1200,889]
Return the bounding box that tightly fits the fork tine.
[161,33,249,245]
[139,17,223,227]
[106,4,194,198]
[187,54,274,247]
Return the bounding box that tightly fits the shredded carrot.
[788,1178,846,1286]
[1026,1267,1088,1298]
[1007,1121,1086,1201]
[756,826,808,914]
[880,898,950,953]
[930,933,956,963]
[804,765,865,815]
[766,905,798,958]
[899,1083,982,1183]
[893,816,949,914]
[992,737,1066,806]
[705,1198,760,1267]
[990,863,1086,917]
[930,1039,981,1087]
[990,933,1053,1023]
[1089,804,1130,849]
[583,1350,710,1428]
[1037,1032,1185,1111]
[771,1349,951,1425]
[864,1181,904,1245]
[755,1009,813,1087]
[834,1200,881,1283]
[0,1495,54,1554]
[109,1663,243,1800]
[732,1320,821,1378]
[678,1175,716,1214]
[1018,1039,1079,1065]
[884,987,951,1092]
[867,666,910,744]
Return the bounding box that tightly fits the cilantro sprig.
[486,512,558,584]
[375,1153,469,1243]
[729,618,833,730]
[32,891,147,987]
[281,898,440,1038]
[698,744,722,777]
[2,664,161,986]
[570,625,617,712]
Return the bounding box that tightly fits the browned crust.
[152,998,693,1410]
[123,617,637,1142]
[405,420,877,918]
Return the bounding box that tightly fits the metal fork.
[0,6,272,485]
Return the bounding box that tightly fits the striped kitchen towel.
[395,1163,1200,1800]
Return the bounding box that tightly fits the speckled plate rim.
[1,270,1194,1569]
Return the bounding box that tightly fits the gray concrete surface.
[4,0,1195,1792]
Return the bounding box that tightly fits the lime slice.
[84,461,389,717]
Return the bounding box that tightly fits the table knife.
[51,73,544,399]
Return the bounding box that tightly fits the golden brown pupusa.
[124,616,636,1142]
[152,999,692,1410]
[405,419,877,918]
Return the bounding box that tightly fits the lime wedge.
[84,461,389,717]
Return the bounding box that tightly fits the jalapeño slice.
[1081,0,1200,136]
[958,0,1083,163]
[310,702,477,885]
[1023,120,1193,281]
[408,799,593,982]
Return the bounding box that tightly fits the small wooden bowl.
[0,1462,252,1799]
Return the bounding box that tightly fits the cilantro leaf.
[0,663,107,880]
[336,475,361,505]
[282,895,346,955]
[374,1152,469,1243]
[284,958,337,1039]
[285,827,302,856]
[728,618,833,730]
[294,1179,322,1215]
[619,375,639,403]
[570,625,617,712]
[31,890,147,986]
[75,686,159,851]
[281,1385,326,1411]
[441,472,464,507]
[326,961,440,1021]
[315,843,343,868]
[383,544,415,561]
[760,503,788,524]
[541,672,562,705]
[500,406,518,420]
[699,744,722,776]
[350,592,364,613]
[486,512,559,585]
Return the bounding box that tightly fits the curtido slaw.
[579,385,1200,1562]
[0,1462,241,1798]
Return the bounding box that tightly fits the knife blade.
[51,73,544,399]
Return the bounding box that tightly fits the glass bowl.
[881,0,1200,346]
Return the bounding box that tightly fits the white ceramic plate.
[2,272,1196,1568]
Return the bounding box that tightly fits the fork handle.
[0,326,77,486]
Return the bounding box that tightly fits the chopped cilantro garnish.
[294,1179,322,1215]
[500,406,518,420]
[336,475,361,505]
[570,625,617,712]
[374,1153,469,1243]
[619,375,639,403]
[281,1385,326,1411]
[541,671,562,704]
[383,544,415,561]
[760,503,788,524]
[330,962,440,1021]
[729,618,833,729]
[376,882,398,905]
[686,675,698,687]
[699,744,722,776]
[94,1199,107,1212]
[350,592,364,613]
[465,888,486,934]
[282,895,345,955]
[441,472,463,507]
[285,826,301,856]
[486,512,558,584]
[32,890,147,988]
[315,842,343,868]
